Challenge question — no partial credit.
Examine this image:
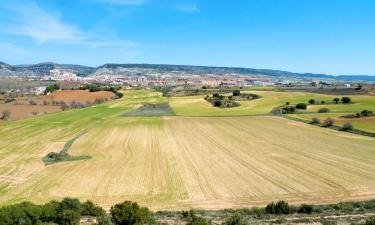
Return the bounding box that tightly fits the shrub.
[321,100,325,104]
[318,108,329,113]
[213,100,222,107]
[110,201,154,225]
[187,216,210,225]
[115,92,124,98]
[81,200,105,217]
[295,103,307,110]
[333,98,340,104]
[232,90,241,96]
[341,122,353,131]
[1,110,10,120]
[265,201,292,214]
[213,93,220,98]
[285,102,290,105]
[56,209,80,225]
[323,118,335,127]
[365,217,375,225]
[341,96,351,104]
[361,110,374,117]
[308,99,315,104]
[223,214,246,225]
[281,106,295,114]
[311,118,320,124]
[298,204,314,214]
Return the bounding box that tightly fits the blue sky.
[0,0,374,75]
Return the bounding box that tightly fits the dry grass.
[2,115,375,211]
[40,90,115,103]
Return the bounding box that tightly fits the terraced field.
[0,90,375,210]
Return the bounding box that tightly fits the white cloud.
[93,0,145,5]
[3,2,84,43]
[0,1,138,51]
[175,3,199,13]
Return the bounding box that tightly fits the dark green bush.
[110,201,154,225]
[265,201,292,214]
[308,99,315,104]
[341,97,351,104]
[298,204,314,214]
[341,122,353,131]
[223,214,246,225]
[187,216,210,225]
[318,108,329,113]
[295,103,307,110]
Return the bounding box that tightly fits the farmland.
[0,90,374,211]
[40,90,115,103]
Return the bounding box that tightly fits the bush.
[81,200,105,217]
[115,92,124,98]
[56,209,80,225]
[308,99,315,104]
[361,110,374,117]
[187,216,210,225]
[341,96,351,104]
[110,201,154,225]
[213,93,220,98]
[265,201,292,214]
[298,204,314,214]
[223,214,246,225]
[1,110,10,120]
[281,106,295,114]
[365,217,375,225]
[318,108,330,113]
[232,90,241,96]
[295,103,307,110]
[323,118,335,127]
[341,122,353,131]
[333,98,340,104]
[311,118,320,124]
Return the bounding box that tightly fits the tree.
[232,90,241,96]
[323,118,335,127]
[187,216,210,225]
[81,200,105,217]
[308,99,315,104]
[365,217,375,225]
[295,103,307,110]
[56,210,80,225]
[213,93,220,98]
[1,110,10,120]
[341,97,351,104]
[333,98,340,104]
[110,201,154,225]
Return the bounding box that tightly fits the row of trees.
[308,97,352,105]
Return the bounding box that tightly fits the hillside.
[1,61,375,81]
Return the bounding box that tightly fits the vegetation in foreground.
[3,198,375,225]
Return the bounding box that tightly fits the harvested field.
[0,104,60,120]
[40,90,115,103]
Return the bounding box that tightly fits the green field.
[0,90,375,210]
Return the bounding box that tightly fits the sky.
[0,0,375,75]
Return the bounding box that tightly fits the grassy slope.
[1,90,375,210]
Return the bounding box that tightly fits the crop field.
[40,90,115,103]
[0,104,61,120]
[0,90,375,211]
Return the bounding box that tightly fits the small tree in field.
[341,96,351,104]
[323,118,335,127]
[110,201,154,225]
[296,103,307,110]
[1,110,10,120]
[333,98,340,104]
[232,90,241,96]
[308,99,315,104]
[318,108,329,113]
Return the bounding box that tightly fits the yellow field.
[1,109,375,210]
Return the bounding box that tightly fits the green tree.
[333,98,340,104]
[110,201,154,225]
[341,97,351,104]
[308,99,315,104]
[56,210,80,225]
[295,103,307,110]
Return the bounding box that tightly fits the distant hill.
[1,61,375,82]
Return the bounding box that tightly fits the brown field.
[40,90,115,103]
[0,104,60,120]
